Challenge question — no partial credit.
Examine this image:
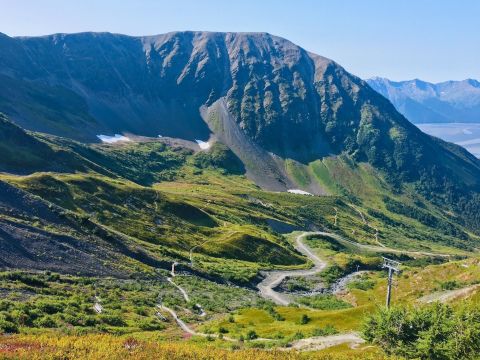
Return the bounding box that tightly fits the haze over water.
[417,123,480,158]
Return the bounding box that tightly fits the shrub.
[36,300,63,315]
[246,330,258,340]
[63,313,97,327]
[0,313,19,334]
[285,277,310,292]
[312,324,338,336]
[363,303,480,359]
[320,265,344,285]
[348,278,375,291]
[9,309,29,327]
[291,331,304,340]
[33,315,58,328]
[3,272,47,287]
[191,143,244,174]
[262,304,285,321]
[218,326,229,334]
[134,306,149,316]
[300,314,310,325]
[297,294,352,310]
[0,300,13,312]
[440,280,460,291]
[100,314,126,327]
[138,318,165,331]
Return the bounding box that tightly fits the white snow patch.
[287,189,314,196]
[97,134,131,143]
[195,139,211,150]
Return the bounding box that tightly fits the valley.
[0,30,479,359]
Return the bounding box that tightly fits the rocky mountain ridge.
[367,77,480,124]
[1,31,480,229]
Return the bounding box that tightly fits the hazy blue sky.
[1,0,478,82]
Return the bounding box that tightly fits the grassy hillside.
[0,333,385,359]
[1,116,480,359]
[200,236,480,341]
[1,30,480,358]
[1,115,477,282]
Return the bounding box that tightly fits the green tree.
[363,303,480,359]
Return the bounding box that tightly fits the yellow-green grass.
[285,159,311,188]
[0,333,387,359]
[307,342,385,359]
[0,171,309,280]
[200,305,372,341]
[348,257,480,307]
[201,257,480,342]
[1,148,476,286]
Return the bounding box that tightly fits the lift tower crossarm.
[382,257,401,308]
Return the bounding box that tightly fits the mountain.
[2,32,480,356]
[1,31,480,269]
[366,77,480,124]
[1,32,480,223]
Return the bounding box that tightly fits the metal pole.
[386,267,393,308]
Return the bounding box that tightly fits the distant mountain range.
[366,77,480,124]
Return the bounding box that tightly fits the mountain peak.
[1,31,480,201]
[367,76,480,124]
[466,78,480,87]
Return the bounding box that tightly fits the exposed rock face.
[1,31,480,206]
[0,31,388,160]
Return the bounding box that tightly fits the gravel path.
[288,332,365,351]
[257,232,327,305]
[162,230,450,350]
[417,284,480,304]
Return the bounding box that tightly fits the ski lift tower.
[382,257,401,308]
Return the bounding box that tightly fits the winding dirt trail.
[417,284,480,304]
[315,231,450,258]
[158,304,236,340]
[253,230,453,351]
[257,232,327,305]
[256,232,367,350]
[162,230,450,350]
[160,263,229,338]
[288,332,365,351]
[256,230,448,306]
[168,262,206,316]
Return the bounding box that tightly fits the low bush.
[439,280,460,291]
[300,314,310,325]
[0,313,19,334]
[363,303,480,359]
[347,278,375,291]
[297,295,352,310]
[99,314,126,327]
[138,318,165,331]
[312,324,338,336]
